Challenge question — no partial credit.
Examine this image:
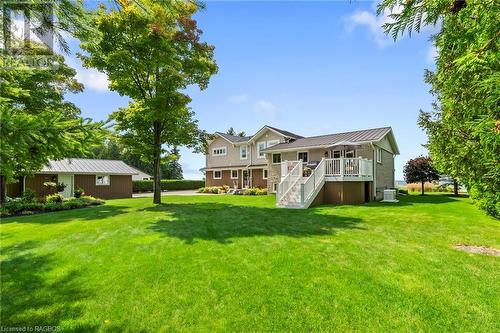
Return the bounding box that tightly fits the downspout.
[370,142,377,200]
[248,143,253,188]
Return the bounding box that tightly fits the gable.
[252,129,284,145]
[374,130,399,154]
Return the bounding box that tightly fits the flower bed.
[197,186,230,194]
[1,195,104,217]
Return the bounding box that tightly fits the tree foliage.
[1,0,89,54]
[78,0,217,203]
[378,0,500,217]
[403,156,440,195]
[226,127,246,137]
[91,136,184,179]
[0,45,104,200]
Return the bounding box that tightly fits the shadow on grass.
[0,205,130,225]
[0,241,99,332]
[144,202,363,244]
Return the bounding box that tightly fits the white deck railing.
[277,158,373,208]
[277,161,303,203]
[324,158,372,178]
[301,158,326,205]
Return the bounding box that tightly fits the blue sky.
[63,0,439,180]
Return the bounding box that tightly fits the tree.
[1,0,89,54]
[378,0,500,217]
[90,136,184,179]
[226,127,246,137]
[79,1,217,204]
[0,45,104,202]
[403,156,440,195]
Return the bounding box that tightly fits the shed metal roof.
[39,159,139,175]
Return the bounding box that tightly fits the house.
[131,167,153,181]
[6,158,139,199]
[203,125,399,208]
[204,126,303,190]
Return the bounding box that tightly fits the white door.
[58,174,74,198]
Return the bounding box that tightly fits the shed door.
[58,174,74,198]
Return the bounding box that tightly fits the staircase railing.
[301,158,326,205]
[277,161,303,204]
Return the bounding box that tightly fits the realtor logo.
[1,0,57,69]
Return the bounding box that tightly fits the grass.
[1,193,499,332]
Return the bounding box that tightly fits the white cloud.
[65,56,110,92]
[75,68,110,92]
[344,10,395,48]
[254,100,278,119]
[426,45,438,64]
[345,2,440,48]
[228,94,248,104]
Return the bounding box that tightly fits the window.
[376,147,382,163]
[240,145,248,159]
[273,183,278,193]
[212,147,227,156]
[345,150,355,158]
[213,170,222,179]
[96,175,110,186]
[297,151,308,163]
[263,169,268,179]
[267,139,280,147]
[333,150,341,158]
[231,170,238,179]
[257,141,266,158]
[272,153,281,164]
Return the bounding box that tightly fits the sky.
[59,0,439,180]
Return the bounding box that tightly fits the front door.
[58,174,74,198]
[242,170,250,188]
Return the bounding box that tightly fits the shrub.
[63,200,81,209]
[22,202,45,212]
[243,187,267,196]
[0,195,104,217]
[46,193,64,203]
[21,189,37,203]
[56,182,67,192]
[44,202,64,212]
[74,187,85,198]
[398,188,408,195]
[79,196,105,206]
[197,186,225,194]
[133,179,205,192]
[1,199,25,214]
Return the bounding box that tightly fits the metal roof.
[39,158,139,175]
[214,132,252,143]
[263,127,393,152]
[266,126,303,139]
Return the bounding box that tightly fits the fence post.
[300,184,305,205]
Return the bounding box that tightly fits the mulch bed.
[455,244,500,257]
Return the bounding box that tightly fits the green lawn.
[1,194,498,332]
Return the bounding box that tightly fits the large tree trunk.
[153,121,162,204]
[453,179,459,196]
[0,175,6,204]
[421,180,425,196]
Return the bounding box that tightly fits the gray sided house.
[6,159,139,200]
[203,125,399,208]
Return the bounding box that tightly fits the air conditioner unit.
[381,189,398,203]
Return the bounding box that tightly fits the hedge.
[133,179,205,192]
